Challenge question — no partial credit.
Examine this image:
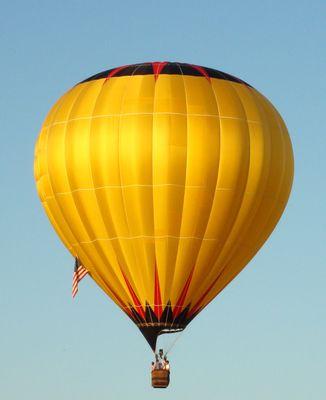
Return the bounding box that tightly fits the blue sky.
[1,1,325,399]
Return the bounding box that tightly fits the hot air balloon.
[34,62,294,378]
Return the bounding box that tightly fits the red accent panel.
[173,267,195,317]
[190,64,211,82]
[154,264,163,319]
[105,64,130,81]
[103,279,132,317]
[120,268,146,320]
[188,270,223,316]
[152,62,168,81]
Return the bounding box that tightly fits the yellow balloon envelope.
[34,62,294,349]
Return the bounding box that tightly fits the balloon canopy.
[34,62,294,351]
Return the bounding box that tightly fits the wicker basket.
[151,369,170,388]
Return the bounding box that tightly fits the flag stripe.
[72,261,88,298]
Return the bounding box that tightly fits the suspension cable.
[164,330,184,356]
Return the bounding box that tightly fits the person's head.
[151,362,154,365]
[159,349,163,356]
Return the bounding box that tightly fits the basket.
[151,369,170,388]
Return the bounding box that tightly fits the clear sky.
[1,1,325,399]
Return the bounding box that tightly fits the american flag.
[72,258,88,298]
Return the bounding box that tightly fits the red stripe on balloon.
[189,64,211,82]
[173,267,195,318]
[105,65,130,81]
[188,270,223,316]
[100,275,132,318]
[154,263,163,319]
[120,268,146,320]
[152,62,168,81]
